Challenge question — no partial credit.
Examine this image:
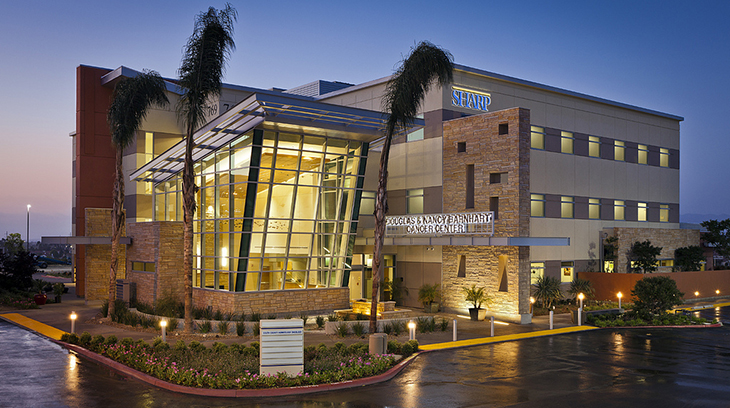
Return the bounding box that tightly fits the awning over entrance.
[355,236,569,246]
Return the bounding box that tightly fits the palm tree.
[369,42,453,333]
[107,71,168,316]
[177,4,237,333]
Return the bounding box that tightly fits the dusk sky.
[1,1,728,241]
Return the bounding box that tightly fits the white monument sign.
[260,319,304,376]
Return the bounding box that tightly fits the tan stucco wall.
[84,208,125,302]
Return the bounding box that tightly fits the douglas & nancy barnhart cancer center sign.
[386,211,494,237]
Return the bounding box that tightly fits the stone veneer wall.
[126,221,185,305]
[84,208,125,302]
[192,287,350,315]
[441,108,532,320]
[613,227,700,273]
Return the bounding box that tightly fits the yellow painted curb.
[419,325,598,351]
[673,301,730,313]
[0,313,67,340]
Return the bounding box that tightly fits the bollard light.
[453,319,457,342]
[578,293,585,310]
[549,309,554,330]
[408,321,416,341]
[695,291,700,297]
[70,311,77,334]
[529,296,535,314]
[490,316,495,337]
[617,292,623,310]
[160,319,168,342]
[716,289,721,295]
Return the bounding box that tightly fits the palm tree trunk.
[109,148,125,317]
[369,134,394,333]
[183,124,196,333]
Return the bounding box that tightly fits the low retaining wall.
[578,270,730,301]
[193,287,350,315]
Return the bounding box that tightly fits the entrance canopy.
[131,91,419,184]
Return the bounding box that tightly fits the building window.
[638,202,647,221]
[638,144,648,164]
[457,255,466,277]
[531,194,545,217]
[561,261,574,283]
[490,197,499,220]
[490,172,506,184]
[406,114,424,142]
[531,126,545,150]
[530,262,545,285]
[660,204,669,222]
[660,148,669,167]
[498,123,509,135]
[359,191,375,215]
[457,142,466,153]
[589,198,601,219]
[614,200,625,220]
[406,189,424,214]
[561,131,574,154]
[132,261,155,273]
[615,141,625,161]
[589,136,600,157]
[561,196,574,218]
[466,164,475,209]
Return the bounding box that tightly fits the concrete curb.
[54,340,419,398]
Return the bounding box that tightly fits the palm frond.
[177,3,237,132]
[107,70,169,149]
[383,41,454,140]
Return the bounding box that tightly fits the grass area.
[60,332,417,389]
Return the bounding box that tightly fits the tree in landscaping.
[1,233,25,256]
[177,4,237,333]
[630,240,662,273]
[107,71,169,316]
[673,245,704,271]
[369,41,453,333]
[701,218,730,264]
[0,250,36,291]
[631,276,683,316]
[533,275,563,309]
[567,278,594,301]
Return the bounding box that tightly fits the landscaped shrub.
[121,337,135,346]
[315,316,325,329]
[266,314,276,320]
[383,322,394,335]
[336,322,350,337]
[174,340,187,351]
[101,299,109,317]
[253,322,260,336]
[416,316,436,333]
[167,318,179,333]
[213,310,224,321]
[327,313,339,322]
[78,332,92,347]
[198,320,212,334]
[249,312,262,322]
[154,293,184,318]
[632,276,684,317]
[103,335,118,345]
[439,319,449,331]
[236,321,246,336]
[217,321,229,335]
[299,313,308,325]
[352,321,365,336]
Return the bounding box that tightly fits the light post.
[160,319,167,342]
[408,321,416,341]
[694,291,700,297]
[26,204,31,251]
[577,293,584,326]
[617,292,623,310]
[717,289,721,296]
[529,296,535,314]
[70,311,77,334]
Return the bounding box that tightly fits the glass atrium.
[154,129,368,292]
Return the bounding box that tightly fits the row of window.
[531,126,670,167]
[530,194,670,222]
